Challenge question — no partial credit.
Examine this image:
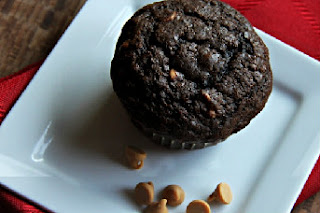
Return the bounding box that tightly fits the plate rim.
[0,0,319,212]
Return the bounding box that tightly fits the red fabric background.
[0,0,319,212]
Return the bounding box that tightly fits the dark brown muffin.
[111,0,273,149]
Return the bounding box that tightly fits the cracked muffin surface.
[111,0,273,148]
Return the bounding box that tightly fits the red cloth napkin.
[0,0,319,212]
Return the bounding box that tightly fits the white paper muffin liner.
[150,132,217,149]
[132,118,221,149]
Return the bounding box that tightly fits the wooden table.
[0,0,319,212]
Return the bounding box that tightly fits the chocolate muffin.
[111,0,273,149]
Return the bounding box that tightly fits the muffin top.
[111,0,272,144]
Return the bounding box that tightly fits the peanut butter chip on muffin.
[209,110,216,118]
[165,11,177,21]
[170,69,178,80]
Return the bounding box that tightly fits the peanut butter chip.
[186,200,211,213]
[209,110,216,118]
[121,41,129,48]
[207,182,233,204]
[135,182,154,205]
[144,199,168,213]
[161,185,185,206]
[201,90,211,101]
[169,69,177,80]
[165,11,177,21]
[125,145,147,169]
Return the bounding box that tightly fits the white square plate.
[0,0,319,212]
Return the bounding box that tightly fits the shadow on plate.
[43,91,188,178]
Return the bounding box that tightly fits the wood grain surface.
[0,0,86,78]
[0,0,319,212]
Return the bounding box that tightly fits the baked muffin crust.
[111,0,272,148]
